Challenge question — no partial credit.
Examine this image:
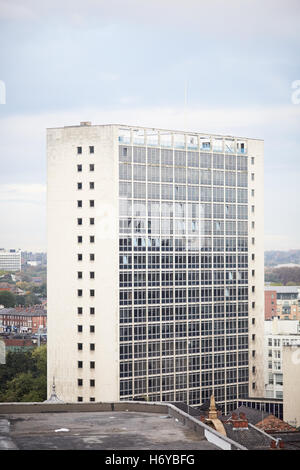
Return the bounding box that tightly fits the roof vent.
[80,121,91,126]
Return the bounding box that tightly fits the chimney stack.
[230,412,249,430]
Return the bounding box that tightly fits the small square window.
[78,396,83,402]
[90,379,95,387]
[90,307,95,315]
[90,236,95,243]
[90,325,95,333]
[90,182,94,189]
[90,289,95,297]
[77,325,83,332]
[78,343,83,351]
[77,236,83,243]
[90,343,95,351]
[90,272,95,279]
[89,146,94,154]
[78,254,83,261]
[78,289,83,297]
[77,218,82,225]
[251,173,255,181]
[77,182,82,190]
[77,272,83,279]
[77,307,83,315]
[90,218,95,225]
[77,200,82,208]
[90,253,95,261]
[78,378,83,386]
[77,147,82,154]
[89,164,95,172]
[90,200,95,207]
[78,361,83,368]
[77,164,82,172]
[90,397,95,402]
[251,157,255,164]
[90,361,95,369]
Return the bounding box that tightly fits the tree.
[0,291,16,307]
[0,345,47,402]
[0,290,42,308]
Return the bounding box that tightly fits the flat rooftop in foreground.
[1,410,219,450]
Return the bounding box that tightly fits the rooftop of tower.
[47,122,264,142]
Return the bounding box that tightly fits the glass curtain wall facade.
[118,128,249,412]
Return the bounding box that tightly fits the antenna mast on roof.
[184,80,188,131]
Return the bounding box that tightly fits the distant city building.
[0,249,21,272]
[265,286,300,320]
[264,317,300,400]
[0,305,47,334]
[47,122,264,411]
[2,338,36,352]
[0,281,25,296]
[21,252,47,266]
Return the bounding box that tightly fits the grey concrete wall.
[0,401,168,415]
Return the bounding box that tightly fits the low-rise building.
[264,318,300,400]
[3,338,36,352]
[265,286,300,320]
[0,305,47,334]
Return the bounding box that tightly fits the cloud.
[2,101,299,136]
[0,183,46,203]
[0,0,299,39]
[0,103,299,183]
[0,183,46,251]
[0,102,299,250]
[0,0,37,21]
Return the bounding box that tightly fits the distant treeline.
[265,266,300,286]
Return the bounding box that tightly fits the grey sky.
[0,0,299,251]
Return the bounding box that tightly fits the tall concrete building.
[47,122,264,412]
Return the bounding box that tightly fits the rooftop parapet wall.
[0,401,247,450]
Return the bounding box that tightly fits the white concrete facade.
[47,123,264,409]
[247,139,264,398]
[47,124,120,402]
[283,345,300,426]
[264,318,300,400]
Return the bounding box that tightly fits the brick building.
[265,286,300,320]
[265,289,277,320]
[0,306,47,334]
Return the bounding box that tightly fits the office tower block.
[0,248,21,272]
[47,122,264,411]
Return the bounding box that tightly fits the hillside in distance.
[264,250,300,267]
